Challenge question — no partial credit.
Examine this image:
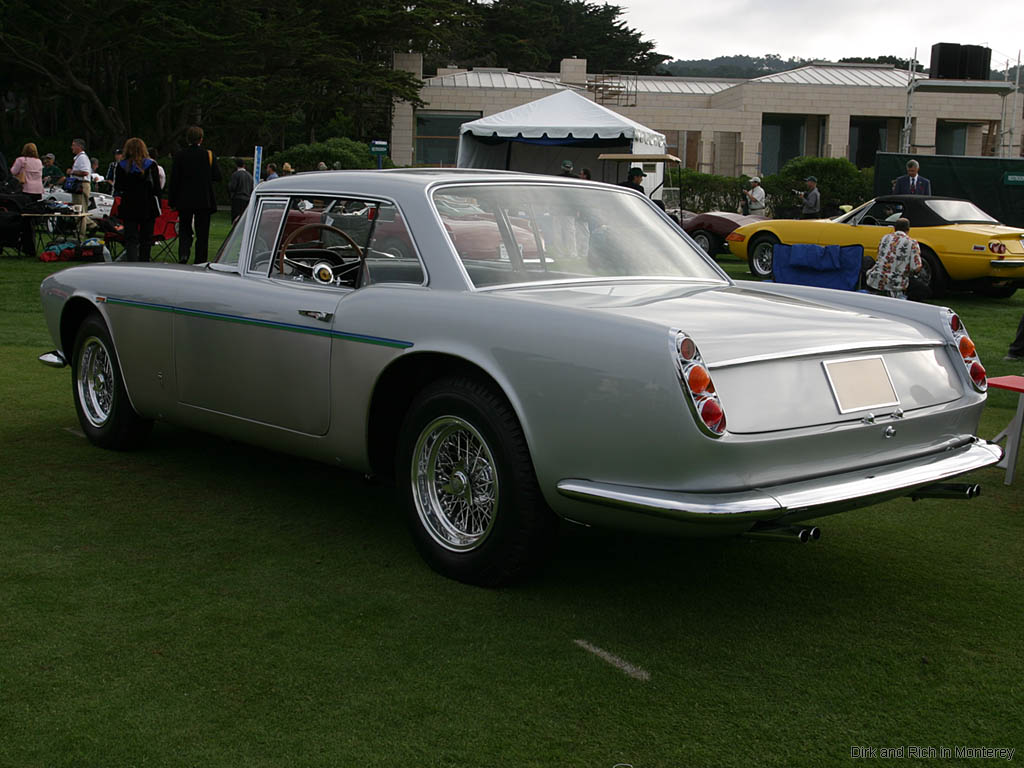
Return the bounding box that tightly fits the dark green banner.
[874,152,1024,227]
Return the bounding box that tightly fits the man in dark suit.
[169,125,221,264]
[891,159,931,195]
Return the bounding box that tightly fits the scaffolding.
[589,72,638,107]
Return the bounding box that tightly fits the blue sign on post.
[253,145,263,184]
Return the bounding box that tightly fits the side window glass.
[247,200,287,274]
[859,201,903,226]
[365,203,425,285]
[271,197,366,286]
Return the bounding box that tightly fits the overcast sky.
[617,0,1023,70]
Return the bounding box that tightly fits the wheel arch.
[60,296,146,418]
[366,351,528,482]
[60,296,107,356]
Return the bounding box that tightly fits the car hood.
[501,281,939,364]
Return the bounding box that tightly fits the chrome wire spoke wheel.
[76,336,114,428]
[412,416,499,552]
[919,258,932,285]
[752,242,774,275]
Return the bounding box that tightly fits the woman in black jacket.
[114,137,161,262]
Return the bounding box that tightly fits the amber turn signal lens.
[958,336,976,358]
[725,232,745,242]
[686,365,712,394]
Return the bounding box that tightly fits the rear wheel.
[690,229,721,255]
[912,247,947,299]
[398,376,557,586]
[748,233,779,278]
[71,314,152,449]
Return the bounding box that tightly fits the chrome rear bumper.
[557,438,1002,524]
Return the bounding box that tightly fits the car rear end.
[551,284,1001,535]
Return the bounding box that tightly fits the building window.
[936,120,968,156]
[849,117,889,168]
[760,115,806,175]
[414,111,482,166]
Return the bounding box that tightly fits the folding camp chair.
[151,202,179,262]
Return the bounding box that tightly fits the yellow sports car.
[725,195,1024,298]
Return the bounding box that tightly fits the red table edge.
[988,375,1024,394]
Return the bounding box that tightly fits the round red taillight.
[950,314,961,333]
[686,364,712,394]
[969,361,986,386]
[958,336,976,358]
[699,398,726,433]
[679,337,697,360]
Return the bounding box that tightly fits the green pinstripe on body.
[100,297,413,349]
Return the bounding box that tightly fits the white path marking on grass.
[63,427,85,438]
[573,639,650,681]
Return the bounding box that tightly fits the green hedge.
[670,158,874,217]
[761,157,874,217]
[265,137,381,173]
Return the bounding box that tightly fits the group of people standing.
[8,127,232,264]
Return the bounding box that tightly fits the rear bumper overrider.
[557,438,1002,525]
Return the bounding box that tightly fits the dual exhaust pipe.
[911,483,981,501]
[741,482,982,543]
[743,523,821,544]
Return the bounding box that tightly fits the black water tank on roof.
[959,45,992,80]
[930,42,961,78]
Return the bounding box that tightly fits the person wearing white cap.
[743,176,765,214]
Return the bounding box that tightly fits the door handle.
[298,310,333,323]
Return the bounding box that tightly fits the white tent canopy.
[456,90,667,194]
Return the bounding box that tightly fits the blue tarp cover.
[773,243,863,291]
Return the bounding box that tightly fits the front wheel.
[748,233,779,278]
[72,314,152,449]
[398,376,557,586]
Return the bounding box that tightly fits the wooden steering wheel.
[277,222,364,277]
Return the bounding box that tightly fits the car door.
[173,197,342,435]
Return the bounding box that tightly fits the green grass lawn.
[1,235,1022,766]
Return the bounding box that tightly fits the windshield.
[925,199,998,224]
[432,183,724,288]
[216,207,250,266]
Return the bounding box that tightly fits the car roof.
[255,168,582,196]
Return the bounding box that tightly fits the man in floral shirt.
[865,218,922,299]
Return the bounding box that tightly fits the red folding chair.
[151,201,179,262]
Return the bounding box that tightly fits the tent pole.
[505,141,512,170]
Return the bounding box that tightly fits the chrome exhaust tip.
[742,524,819,543]
[910,483,983,501]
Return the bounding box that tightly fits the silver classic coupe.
[39,170,1001,585]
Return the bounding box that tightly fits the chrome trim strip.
[477,276,727,293]
[989,259,1024,267]
[708,340,944,370]
[38,350,67,368]
[556,439,1001,522]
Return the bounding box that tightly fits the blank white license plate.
[823,356,900,414]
